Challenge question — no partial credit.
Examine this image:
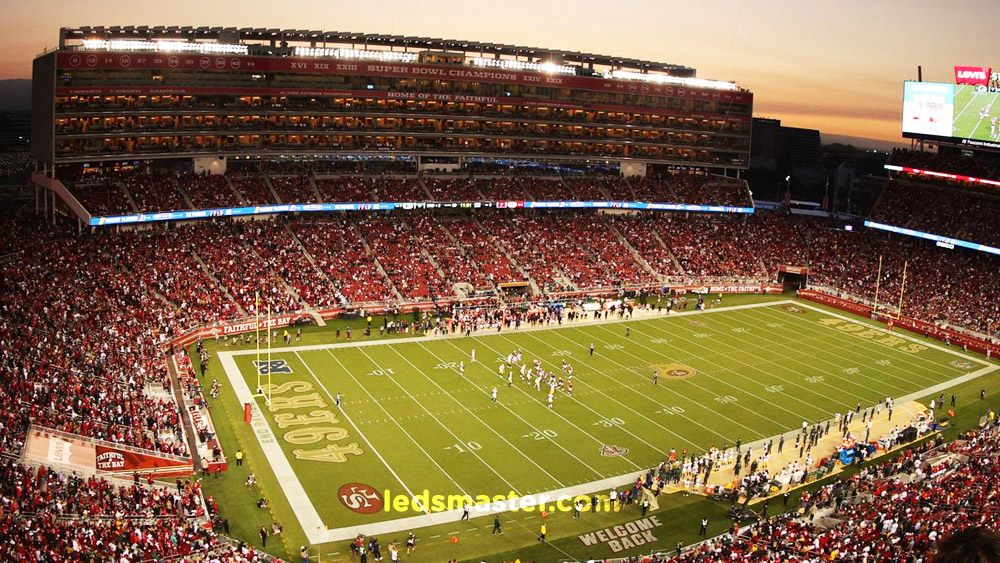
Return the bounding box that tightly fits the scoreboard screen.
[902,80,1000,149]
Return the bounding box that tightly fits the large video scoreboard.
[902,67,1000,149]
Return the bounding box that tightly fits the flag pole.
[896,260,908,319]
[872,254,883,317]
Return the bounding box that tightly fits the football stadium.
[4,19,1000,563]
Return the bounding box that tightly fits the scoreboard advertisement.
[902,69,1000,149]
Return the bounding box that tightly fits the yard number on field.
[445,441,482,453]
[594,417,626,428]
[369,368,395,376]
[714,395,738,404]
[523,429,558,440]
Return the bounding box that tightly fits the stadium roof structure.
[59,26,697,78]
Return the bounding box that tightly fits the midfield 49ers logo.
[599,445,629,457]
[338,483,383,514]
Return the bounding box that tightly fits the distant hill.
[0,80,31,113]
[820,133,906,153]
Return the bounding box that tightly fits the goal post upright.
[872,254,883,317]
[255,291,261,394]
[895,260,908,320]
[267,302,272,406]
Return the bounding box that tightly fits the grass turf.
[952,83,1000,141]
[196,294,999,562]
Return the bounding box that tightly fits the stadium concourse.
[2,161,1000,561]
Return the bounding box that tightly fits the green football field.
[953,83,1000,141]
[213,297,992,554]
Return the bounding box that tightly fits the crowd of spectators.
[290,217,394,303]
[124,173,189,213]
[315,176,380,202]
[8,165,1000,559]
[181,173,242,211]
[269,175,319,204]
[871,180,1000,248]
[67,177,133,216]
[184,222,302,315]
[424,177,484,201]
[357,216,449,300]
[108,228,242,331]
[0,458,270,562]
[0,226,186,456]
[229,175,276,206]
[407,215,494,291]
[437,214,523,285]
[642,420,1000,563]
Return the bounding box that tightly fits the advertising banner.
[57,52,753,105]
[95,444,193,476]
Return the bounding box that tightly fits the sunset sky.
[2,0,997,142]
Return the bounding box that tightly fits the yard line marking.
[469,333,666,463]
[725,307,933,393]
[635,312,874,408]
[531,325,770,439]
[508,329,737,445]
[418,340,606,480]
[316,352,471,501]
[382,345,566,489]
[429,535,441,539]
[216,351,327,543]
[510,517,578,561]
[953,83,980,123]
[752,305,983,380]
[353,346,526,494]
[582,323,812,431]
[791,300,993,365]
[296,351,431,512]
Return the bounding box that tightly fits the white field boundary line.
[744,307,954,383]
[319,350,473,500]
[227,299,790,357]
[217,351,327,543]
[220,299,1000,543]
[353,346,528,494]
[295,351,429,508]
[793,301,992,368]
